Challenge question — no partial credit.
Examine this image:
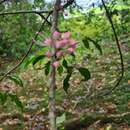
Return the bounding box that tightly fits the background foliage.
[0,0,130,130]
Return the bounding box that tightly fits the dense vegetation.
[0,0,130,130]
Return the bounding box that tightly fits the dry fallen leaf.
[106,124,112,130]
[128,80,130,84]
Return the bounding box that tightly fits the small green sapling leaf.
[62,59,68,69]
[45,61,51,76]
[8,94,23,110]
[57,65,64,75]
[32,55,45,66]
[0,92,8,105]
[82,37,90,49]
[78,67,91,81]
[8,75,23,87]
[63,67,73,93]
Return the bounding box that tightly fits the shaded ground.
[0,36,130,130]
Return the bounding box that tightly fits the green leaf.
[45,61,51,76]
[8,75,23,87]
[9,94,23,110]
[63,74,71,93]
[32,55,45,66]
[56,113,66,125]
[78,67,91,81]
[87,37,102,54]
[67,66,73,73]
[0,92,8,105]
[57,65,64,75]
[83,37,102,54]
[63,67,73,93]
[62,59,68,69]
[92,41,102,54]
[23,55,36,68]
[70,53,76,60]
[82,38,90,49]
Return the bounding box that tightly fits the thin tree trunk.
[49,1,61,130]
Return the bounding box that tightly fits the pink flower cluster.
[44,31,77,68]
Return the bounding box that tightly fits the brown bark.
[48,1,61,130]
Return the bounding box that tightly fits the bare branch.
[63,0,74,9]
[101,0,124,95]
[0,10,50,16]
[0,10,51,25]
[36,13,52,26]
[73,1,83,10]
[0,0,75,16]
[0,12,51,82]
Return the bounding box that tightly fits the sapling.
[44,1,77,130]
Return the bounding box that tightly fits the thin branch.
[0,12,51,82]
[0,0,74,16]
[0,9,51,27]
[0,10,51,24]
[0,10,50,16]
[101,0,124,95]
[36,13,51,26]
[73,1,83,10]
[63,0,74,9]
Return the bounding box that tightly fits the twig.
[0,10,50,16]
[0,0,75,16]
[101,0,124,95]
[63,0,74,9]
[0,12,51,82]
[73,1,83,10]
[36,13,52,26]
[0,10,51,24]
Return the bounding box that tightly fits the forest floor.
[0,39,130,130]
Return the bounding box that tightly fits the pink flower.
[71,44,76,49]
[67,47,75,54]
[52,61,60,68]
[56,51,64,58]
[44,38,52,45]
[69,39,77,46]
[62,39,69,45]
[45,51,53,58]
[53,31,61,39]
[62,32,71,39]
[55,40,66,49]
[55,41,62,49]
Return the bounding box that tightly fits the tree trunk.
[49,1,61,130]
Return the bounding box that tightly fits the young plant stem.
[49,0,61,130]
